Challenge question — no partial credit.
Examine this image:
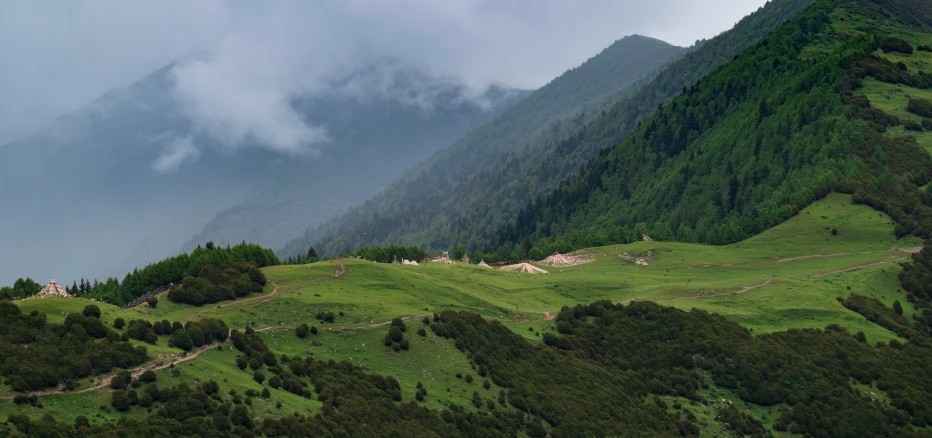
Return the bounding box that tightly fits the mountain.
[0,59,526,285]
[486,0,932,260]
[270,34,686,257]
[282,0,814,258]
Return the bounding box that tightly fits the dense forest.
[283,0,815,259]
[0,302,147,392]
[271,34,685,258]
[481,0,932,261]
[1,243,280,307]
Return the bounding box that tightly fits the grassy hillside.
[6,1,932,436]
[284,0,814,259]
[3,191,924,435]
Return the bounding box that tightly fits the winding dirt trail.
[254,315,426,334]
[6,265,354,400]
[0,341,226,400]
[808,250,917,278]
[187,281,281,322]
[658,278,774,303]
[187,264,347,322]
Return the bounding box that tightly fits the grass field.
[1,192,922,435]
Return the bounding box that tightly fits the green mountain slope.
[283,0,814,258]
[280,35,688,256]
[490,0,932,260]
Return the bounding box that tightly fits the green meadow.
[2,192,921,430]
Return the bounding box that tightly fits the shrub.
[82,305,101,318]
[143,331,158,345]
[146,297,158,308]
[907,98,932,118]
[422,317,431,325]
[465,374,474,383]
[236,357,248,370]
[391,317,407,332]
[923,119,932,131]
[893,300,904,316]
[904,119,924,131]
[920,45,932,52]
[110,390,131,412]
[389,326,404,342]
[113,318,125,329]
[400,339,410,350]
[262,388,271,398]
[310,326,318,335]
[880,36,913,54]
[296,324,308,339]
[417,328,427,337]
[169,330,193,351]
[110,371,132,390]
[269,376,282,389]
[137,370,157,384]
[253,371,265,384]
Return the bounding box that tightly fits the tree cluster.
[383,317,410,351]
[167,259,267,306]
[0,302,146,392]
[89,242,278,306]
[340,244,426,263]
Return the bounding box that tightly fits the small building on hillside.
[36,279,71,297]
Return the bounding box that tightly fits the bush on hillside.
[908,98,932,118]
[880,36,913,54]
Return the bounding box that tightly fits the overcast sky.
[0,0,768,145]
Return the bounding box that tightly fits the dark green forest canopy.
[282,0,814,259]
[490,0,932,258]
[0,302,147,392]
[8,295,932,437]
[58,242,280,307]
[166,259,268,306]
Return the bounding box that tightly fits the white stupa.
[36,279,71,297]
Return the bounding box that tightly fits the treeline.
[85,242,278,306]
[0,302,147,392]
[283,0,815,260]
[0,278,42,300]
[166,259,267,306]
[340,244,426,263]
[281,247,318,265]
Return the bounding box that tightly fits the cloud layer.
[1,0,768,154]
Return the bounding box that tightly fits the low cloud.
[1,0,769,150]
[152,135,201,172]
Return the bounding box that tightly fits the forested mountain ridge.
[182,66,530,253]
[488,0,932,260]
[283,0,815,258]
[279,35,689,256]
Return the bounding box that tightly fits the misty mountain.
[0,59,526,285]
[281,0,811,258]
[182,62,527,253]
